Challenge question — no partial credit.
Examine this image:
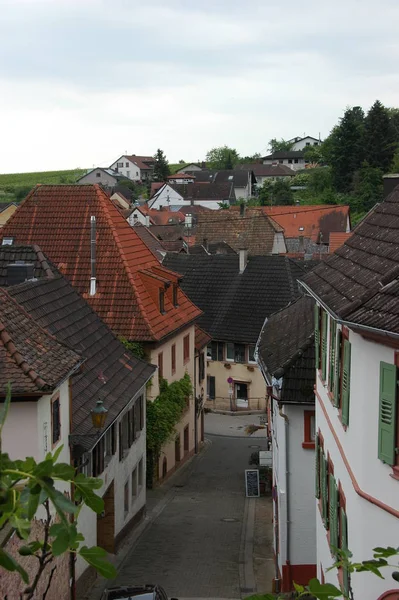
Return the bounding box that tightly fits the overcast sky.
[1,0,399,173]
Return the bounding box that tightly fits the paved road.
[112,434,268,599]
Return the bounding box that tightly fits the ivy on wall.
[119,337,146,360]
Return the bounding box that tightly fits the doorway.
[235,382,248,408]
[97,481,115,553]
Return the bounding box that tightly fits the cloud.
[0,0,399,171]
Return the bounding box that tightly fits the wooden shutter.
[209,376,216,400]
[333,330,342,408]
[315,434,320,499]
[378,362,397,465]
[314,304,320,369]
[328,318,336,392]
[341,508,349,596]
[329,475,338,552]
[321,310,328,381]
[111,423,116,455]
[119,422,123,461]
[321,451,328,528]
[341,340,351,426]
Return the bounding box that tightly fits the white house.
[77,167,128,187]
[262,151,307,171]
[300,186,399,600]
[149,182,235,211]
[288,136,321,151]
[109,155,154,182]
[256,295,317,594]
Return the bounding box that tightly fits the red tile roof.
[125,155,154,171]
[263,205,350,242]
[195,325,211,351]
[1,185,201,342]
[329,232,352,253]
[0,288,81,395]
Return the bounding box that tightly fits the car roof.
[103,585,157,600]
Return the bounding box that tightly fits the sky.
[1,0,399,173]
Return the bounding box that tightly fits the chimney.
[90,215,96,296]
[203,237,209,252]
[6,262,34,286]
[298,235,304,253]
[145,215,150,227]
[239,248,248,274]
[383,174,399,199]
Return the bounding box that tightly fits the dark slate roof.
[300,186,399,333]
[132,224,166,262]
[0,244,55,285]
[257,295,315,404]
[0,246,155,449]
[162,254,304,343]
[262,150,305,160]
[236,163,295,177]
[169,182,235,200]
[0,288,81,396]
[188,241,237,256]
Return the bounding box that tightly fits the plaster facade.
[149,184,231,211]
[110,157,142,181]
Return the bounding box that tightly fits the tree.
[304,144,324,165]
[363,100,397,172]
[268,138,294,153]
[0,386,116,599]
[352,161,383,213]
[205,146,240,170]
[258,179,294,206]
[152,149,170,182]
[324,106,365,193]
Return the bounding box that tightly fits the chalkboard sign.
[245,469,260,497]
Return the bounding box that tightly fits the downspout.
[278,402,291,592]
[194,348,198,454]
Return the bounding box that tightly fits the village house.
[181,168,256,200]
[236,163,295,187]
[0,245,155,599]
[0,202,18,227]
[262,151,307,171]
[257,295,316,593]
[1,185,204,485]
[109,154,155,182]
[128,204,185,227]
[76,167,128,187]
[299,186,399,599]
[148,182,236,210]
[287,135,321,151]
[163,252,305,412]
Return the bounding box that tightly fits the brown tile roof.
[329,232,352,253]
[300,187,399,333]
[194,208,278,255]
[195,325,211,351]
[1,245,155,447]
[132,224,166,262]
[263,205,350,242]
[237,163,295,177]
[168,182,234,201]
[0,287,81,396]
[1,185,201,342]
[125,155,154,171]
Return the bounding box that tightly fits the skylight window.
[2,237,14,246]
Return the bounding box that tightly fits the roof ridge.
[94,184,155,339]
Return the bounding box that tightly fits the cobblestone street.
[85,414,273,600]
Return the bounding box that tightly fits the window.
[117,162,123,168]
[124,481,129,516]
[314,142,319,146]
[234,343,246,363]
[183,334,190,364]
[207,375,216,400]
[248,344,256,363]
[288,159,293,164]
[207,341,224,361]
[51,394,61,445]
[2,238,14,246]
[132,466,138,498]
[226,342,234,361]
[171,344,176,375]
[279,160,283,164]
[125,162,129,167]
[92,437,105,476]
[199,352,205,382]
[294,159,298,164]
[306,142,310,146]
[158,352,163,380]
[184,425,189,453]
[105,423,116,460]
[96,172,101,178]
[303,410,316,449]
[173,284,178,307]
[138,458,144,489]
[378,360,399,475]
[159,289,165,314]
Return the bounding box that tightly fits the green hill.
[0,168,87,203]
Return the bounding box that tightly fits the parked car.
[101,584,177,600]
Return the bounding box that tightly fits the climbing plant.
[119,337,146,360]
[146,374,192,486]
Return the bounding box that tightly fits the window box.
[224,363,231,369]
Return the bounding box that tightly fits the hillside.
[0,168,86,203]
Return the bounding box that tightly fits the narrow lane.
[113,434,264,599]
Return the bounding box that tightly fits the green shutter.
[315,434,320,499]
[341,340,351,426]
[333,330,342,408]
[329,475,338,553]
[341,508,349,597]
[314,304,320,369]
[329,318,336,392]
[321,453,329,528]
[378,362,397,465]
[321,311,328,381]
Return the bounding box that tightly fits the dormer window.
[159,289,165,314]
[2,237,14,246]
[173,284,178,307]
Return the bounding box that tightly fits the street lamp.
[91,400,108,430]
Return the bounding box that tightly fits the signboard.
[259,450,272,467]
[245,469,260,497]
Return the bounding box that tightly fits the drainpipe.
[194,349,198,454]
[278,402,291,592]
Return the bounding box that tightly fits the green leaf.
[0,383,11,432]
[74,474,104,514]
[20,487,41,519]
[373,546,399,558]
[308,578,342,599]
[51,526,70,556]
[53,463,75,481]
[33,459,54,478]
[293,582,305,593]
[51,490,78,514]
[9,515,31,539]
[50,444,64,463]
[18,546,34,556]
[79,546,117,579]
[0,548,29,584]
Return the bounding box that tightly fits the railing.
[205,396,266,412]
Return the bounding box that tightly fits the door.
[97,481,115,553]
[235,382,248,408]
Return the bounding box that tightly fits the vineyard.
[0,168,87,203]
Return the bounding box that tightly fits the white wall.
[149,185,229,210]
[316,318,399,599]
[110,157,141,181]
[291,137,320,151]
[263,158,305,171]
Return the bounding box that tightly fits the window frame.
[226,342,234,362]
[303,410,316,449]
[158,352,163,381]
[234,343,246,364]
[248,344,257,364]
[124,480,129,516]
[159,289,165,314]
[173,284,178,307]
[51,393,61,447]
[183,334,190,364]
[171,344,176,375]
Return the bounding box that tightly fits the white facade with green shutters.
[314,305,399,600]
